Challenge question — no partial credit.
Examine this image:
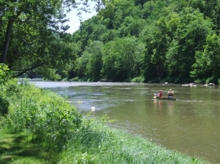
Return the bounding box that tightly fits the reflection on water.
[33,81,220,163]
[153,100,175,115]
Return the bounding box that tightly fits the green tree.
[76,51,91,80]
[166,8,213,82]
[0,0,72,63]
[0,0,102,78]
[85,41,104,81]
[134,0,149,7]
[99,29,117,43]
[142,16,170,82]
[65,0,219,83]
[191,33,220,83]
[102,37,144,81]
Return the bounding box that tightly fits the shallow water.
[32,81,220,163]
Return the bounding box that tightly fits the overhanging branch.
[13,62,48,78]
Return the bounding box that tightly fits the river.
[32,81,220,163]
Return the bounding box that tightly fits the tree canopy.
[0,0,102,78]
[2,0,220,84]
[70,0,220,84]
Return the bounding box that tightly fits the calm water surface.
[32,81,220,163]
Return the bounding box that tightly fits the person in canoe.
[157,90,163,98]
[167,89,174,98]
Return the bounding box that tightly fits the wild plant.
[1,79,83,154]
[0,64,17,121]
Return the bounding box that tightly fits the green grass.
[0,129,50,164]
[1,119,209,164]
[58,119,209,164]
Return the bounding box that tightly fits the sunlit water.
[32,81,220,163]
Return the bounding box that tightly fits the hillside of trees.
[1,0,220,84]
[69,0,220,84]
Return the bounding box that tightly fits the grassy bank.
[59,118,208,164]
[0,129,48,163]
[0,79,209,163]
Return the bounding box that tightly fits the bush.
[131,76,144,83]
[0,64,14,116]
[0,64,10,84]
[2,81,83,152]
[205,76,217,84]
[0,97,9,116]
[70,77,79,81]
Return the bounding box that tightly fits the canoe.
[153,96,177,100]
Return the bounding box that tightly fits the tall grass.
[59,117,208,164]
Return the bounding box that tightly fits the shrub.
[2,81,82,152]
[0,64,10,84]
[70,77,79,81]
[131,76,144,83]
[0,64,14,116]
[0,97,9,116]
[205,76,217,84]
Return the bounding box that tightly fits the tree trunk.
[1,16,14,63]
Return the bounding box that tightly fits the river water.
[32,81,220,163]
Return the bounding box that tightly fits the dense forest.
[1,0,220,84]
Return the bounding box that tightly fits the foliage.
[0,97,9,116]
[166,8,213,81]
[1,80,82,154]
[102,37,144,82]
[86,41,104,81]
[75,51,91,80]
[191,33,220,83]
[0,0,99,80]
[0,64,10,84]
[39,67,62,81]
[131,76,144,83]
[69,0,220,84]
[2,0,220,83]
[0,64,12,116]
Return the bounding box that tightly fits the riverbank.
[0,123,208,164]
[0,79,209,163]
